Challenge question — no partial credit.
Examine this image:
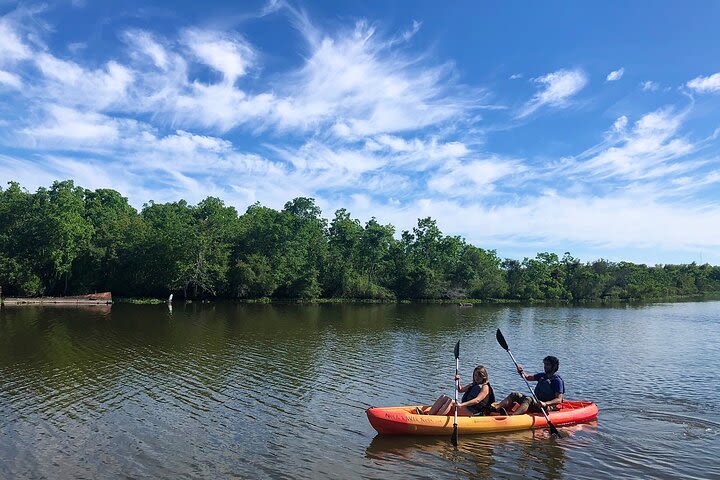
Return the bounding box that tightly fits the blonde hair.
[473,365,489,385]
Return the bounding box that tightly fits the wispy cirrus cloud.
[518,68,588,118]
[641,80,659,91]
[122,30,170,70]
[568,108,697,181]
[118,19,477,136]
[427,156,524,197]
[274,20,477,137]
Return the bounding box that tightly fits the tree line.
[1,180,719,301]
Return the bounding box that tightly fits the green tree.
[72,188,140,294]
[458,245,507,299]
[0,182,43,295]
[35,181,94,295]
[276,198,327,298]
[324,208,363,297]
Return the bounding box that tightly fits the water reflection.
[366,427,583,479]
[0,302,718,479]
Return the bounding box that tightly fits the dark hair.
[543,356,559,374]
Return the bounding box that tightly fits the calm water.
[0,301,718,479]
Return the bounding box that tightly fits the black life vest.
[461,382,496,415]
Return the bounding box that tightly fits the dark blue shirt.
[533,372,564,402]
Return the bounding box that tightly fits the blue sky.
[1,1,720,265]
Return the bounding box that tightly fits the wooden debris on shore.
[1,292,113,306]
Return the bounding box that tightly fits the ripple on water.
[0,301,719,479]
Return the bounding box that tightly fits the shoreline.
[4,292,718,307]
[111,292,720,306]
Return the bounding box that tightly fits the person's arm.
[539,392,564,409]
[458,384,490,408]
[516,365,537,381]
[454,374,469,392]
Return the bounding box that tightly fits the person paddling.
[492,356,564,415]
[427,365,496,416]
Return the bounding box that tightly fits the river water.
[0,301,718,479]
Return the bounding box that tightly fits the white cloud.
[641,80,659,91]
[67,42,86,53]
[0,18,32,64]
[181,29,255,84]
[372,134,467,156]
[509,73,523,80]
[686,72,720,94]
[427,157,523,196]
[268,135,476,197]
[271,20,475,136]
[123,30,169,70]
[612,115,628,132]
[166,83,276,132]
[366,135,471,171]
[570,108,695,180]
[22,105,123,145]
[401,20,421,41]
[518,68,588,118]
[357,192,720,262]
[34,53,134,109]
[606,67,624,81]
[0,10,481,138]
[275,140,387,177]
[0,69,21,88]
[35,52,86,83]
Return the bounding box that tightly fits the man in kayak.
[492,356,564,415]
[426,365,496,416]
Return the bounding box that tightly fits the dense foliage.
[2,181,719,301]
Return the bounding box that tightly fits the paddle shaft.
[503,348,559,435]
[454,356,459,424]
[451,341,459,446]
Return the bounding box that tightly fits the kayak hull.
[366,401,598,435]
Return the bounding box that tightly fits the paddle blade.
[547,421,568,438]
[451,424,458,446]
[495,329,509,351]
[454,340,460,359]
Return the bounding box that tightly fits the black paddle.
[450,340,460,446]
[495,329,562,437]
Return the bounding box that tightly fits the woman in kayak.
[427,365,496,416]
[492,355,564,415]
